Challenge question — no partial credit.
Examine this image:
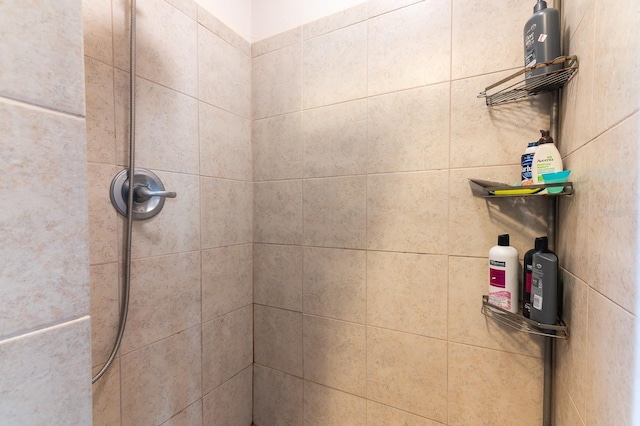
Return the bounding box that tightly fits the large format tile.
[90,263,120,368]
[202,366,253,426]
[254,365,304,426]
[368,251,448,339]
[303,315,366,396]
[254,305,303,376]
[87,163,120,265]
[254,180,303,245]
[202,305,253,393]
[199,25,251,118]
[199,101,251,181]
[303,381,366,426]
[0,100,89,338]
[367,327,447,422]
[254,244,303,312]
[367,84,449,173]
[0,318,91,425]
[201,177,252,248]
[120,326,201,426]
[368,0,451,95]
[114,0,197,96]
[201,244,252,322]
[252,43,303,119]
[448,343,543,425]
[121,251,201,354]
[303,100,367,178]
[587,115,638,314]
[85,57,116,164]
[0,0,85,114]
[303,22,367,109]
[253,113,303,181]
[82,0,113,64]
[303,247,366,323]
[367,171,448,254]
[303,176,367,249]
[586,290,635,426]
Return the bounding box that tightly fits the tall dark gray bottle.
[530,250,559,325]
[524,0,561,79]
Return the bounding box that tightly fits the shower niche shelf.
[481,295,568,339]
[478,55,578,106]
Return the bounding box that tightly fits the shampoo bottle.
[488,234,519,313]
[530,249,559,325]
[521,141,539,185]
[531,130,563,184]
[522,236,549,318]
[524,0,561,79]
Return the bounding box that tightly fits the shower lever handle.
[133,185,177,202]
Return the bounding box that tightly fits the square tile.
[254,180,303,245]
[253,112,303,181]
[254,365,303,426]
[303,3,368,39]
[303,381,366,426]
[87,163,119,265]
[202,366,252,426]
[367,401,442,426]
[254,243,303,312]
[84,57,116,164]
[254,305,303,376]
[92,360,121,426]
[160,400,202,426]
[82,0,113,64]
[90,263,120,368]
[201,177,252,248]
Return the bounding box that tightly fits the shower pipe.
[92,0,137,384]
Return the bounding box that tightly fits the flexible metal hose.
[92,0,136,384]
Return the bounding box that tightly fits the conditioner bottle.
[488,234,519,313]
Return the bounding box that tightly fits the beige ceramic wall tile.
[160,400,202,426]
[199,101,251,180]
[562,0,593,42]
[85,57,116,164]
[252,43,303,120]
[120,78,199,174]
[121,251,201,354]
[82,0,113,64]
[303,247,366,323]
[87,163,119,265]
[166,0,197,20]
[303,176,367,249]
[120,325,201,426]
[254,365,304,426]
[114,0,197,97]
[252,27,302,58]
[303,381,367,426]
[448,256,544,357]
[0,0,85,114]
[254,305,303,376]
[0,319,91,425]
[254,243,303,311]
[90,263,120,368]
[112,68,130,166]
[92,360,121,426]
[368,1,450,95]
[559,5,595,157]
[367,327,447,422]
[0,100,89,338]
[448,343,543,425]
[303,22,367,109]
[452,0,529,79]
[253,180,303,244]
[587,115,638,314]
[450,71,552,168]
[197,5,250,55]
[200,177,252,248]
[303,315,366,396]
[586,290,635,426]
[553,381,586,426]
[368,251,448,339]
[449,166,549,258]
[367,171,448,254]
[202,305,253,393]
[367,84,449,173]
[367,401,443,426]
[253,113,303,181]
[202,366,253,426]
[201,244,253,322]
[367,0,423,18]
[303,100,367,178]
[555,270,588,418]
[198,25,251,118]
[303,3,368,39]
[557,147,589,282]
[130,171,200,257]
[592,0,640,136]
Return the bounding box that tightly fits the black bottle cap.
[538,130,554,144]
[498,234,510,246]
[534,0,547,13]
[534,236,549,251]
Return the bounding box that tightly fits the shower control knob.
[110,168,177,220]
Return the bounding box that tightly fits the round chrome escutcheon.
[110,168,175,220]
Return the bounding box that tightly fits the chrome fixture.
[110,168,176,220]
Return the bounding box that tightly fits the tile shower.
[0,0,637,425]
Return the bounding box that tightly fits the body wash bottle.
[488,234,519,313]
[531,130,563,184]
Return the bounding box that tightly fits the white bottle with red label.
[488,234,519,313]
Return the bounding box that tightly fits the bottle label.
[525,271,532,293]
[533,294,543,310]
[489,268,505,288]
[489,291,512,311]
[521,153,535,181]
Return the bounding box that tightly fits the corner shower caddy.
[471,54,578,426]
